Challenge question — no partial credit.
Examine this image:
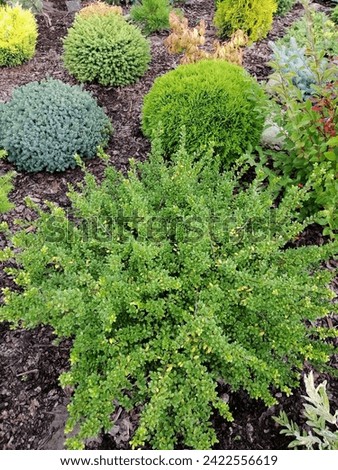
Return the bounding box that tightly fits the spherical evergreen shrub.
[0,4,38,67]
[214,0,277,42]
[142,59,268,162]
[63,12,151,86]
[0,79,112,173]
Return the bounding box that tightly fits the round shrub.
[0,4,38,67]
[142,59,268,162]
[0,79,112,172]
[214,0,277,42]
[63,12,151,86]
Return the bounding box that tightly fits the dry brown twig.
[165,12,248,65]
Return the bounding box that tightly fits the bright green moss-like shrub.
[214,0,277,42]
[130,0,171,35]
[0,4,38,67]
[142,60,267,163]
[63,12,151,86]
[0,79,112,172]
[1,142,336,449]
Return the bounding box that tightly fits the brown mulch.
[0,0,337,451]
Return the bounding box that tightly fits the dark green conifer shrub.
[63,12,151,86]
[130,0,171,35]
[276,0,295,16]
[142,60,268,163]
[0,79,112,172]
[1,141,336,449]
[214,0,277,42]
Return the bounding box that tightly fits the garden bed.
[0,0,337,450]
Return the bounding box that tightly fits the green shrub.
[276,0,295,16]
[0,79,112,173]
[63,12,151,86]
[277,10,338,56]
[0,4,38,67]
[78,1,123,17]
[267,2,338,238]
[214,0,277,42]
[130,0,170,35]
[268,81,338,238]
[0,170,13,214]
[1,141,337,449]
[274,372,338,449]
[331,6,338,26]
[142,59,267,163]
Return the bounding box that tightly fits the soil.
[0,0,337,451]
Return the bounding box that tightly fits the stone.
[66,0,81,13]
[261,115,286,149]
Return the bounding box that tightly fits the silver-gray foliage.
[269,37,326,98]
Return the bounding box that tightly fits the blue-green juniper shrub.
[0,79,112,172]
